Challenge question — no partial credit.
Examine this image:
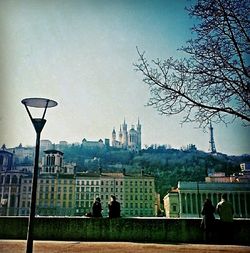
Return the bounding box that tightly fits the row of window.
[76,187,153,193]
[0,177,154,187]
[37,193,73,200]
[76,180,154,186]
[37,186,73,192]
[39,179,74,184]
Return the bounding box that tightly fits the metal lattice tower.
[209,122,216,153]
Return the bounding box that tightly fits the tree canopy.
[135,0,250,127]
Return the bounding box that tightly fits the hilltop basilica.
[112,119,141,152]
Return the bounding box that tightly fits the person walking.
[216,193,234,243]
[200,198,215,243]
[108,195,121,218]
[92,197,102,217]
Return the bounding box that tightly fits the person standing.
[200,198,215,242]
[108,195,121,218]
[216,193,234,243]
[92,197,102,217]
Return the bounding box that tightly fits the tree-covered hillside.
[60,144,250,198]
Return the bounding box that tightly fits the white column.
[232,193,236,216]
[190,193,194,215]
[179,192,182,217]
[185,193,188,215]
[238,193,242,217]
[244,192,247,218]
[7,186,11,215]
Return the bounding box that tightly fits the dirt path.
[0,240,250,253]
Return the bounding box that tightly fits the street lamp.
[21,98,57,253]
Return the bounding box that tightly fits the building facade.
[4,147,156,217]
[75,171,156,217]
[164,181,250,218]
[18,149,76,216]
[81,138,105,150]
[0,150,32,216]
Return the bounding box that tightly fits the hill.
[60,144,250,198]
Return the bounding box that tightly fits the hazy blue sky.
[0,0,249,155]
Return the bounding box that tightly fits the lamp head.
[21,97,57,133]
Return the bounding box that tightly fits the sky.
[0,0,249,156]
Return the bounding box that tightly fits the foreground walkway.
[0,240,250,253]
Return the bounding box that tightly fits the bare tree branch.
[134,0,250,128]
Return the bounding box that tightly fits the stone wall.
[0,217,249,245]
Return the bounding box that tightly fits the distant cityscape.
[0,120,250,218]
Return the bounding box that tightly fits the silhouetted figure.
[200,198,215,243]
[92,197,102,217]
[108,195,120,218]
[216,193,234,243]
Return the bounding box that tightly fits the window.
[5,175,10,184]
[51,155,55,165]
[12,176,18,184]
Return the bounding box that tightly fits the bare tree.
[135,0,250,127]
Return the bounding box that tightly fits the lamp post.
[21,98,57,253]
